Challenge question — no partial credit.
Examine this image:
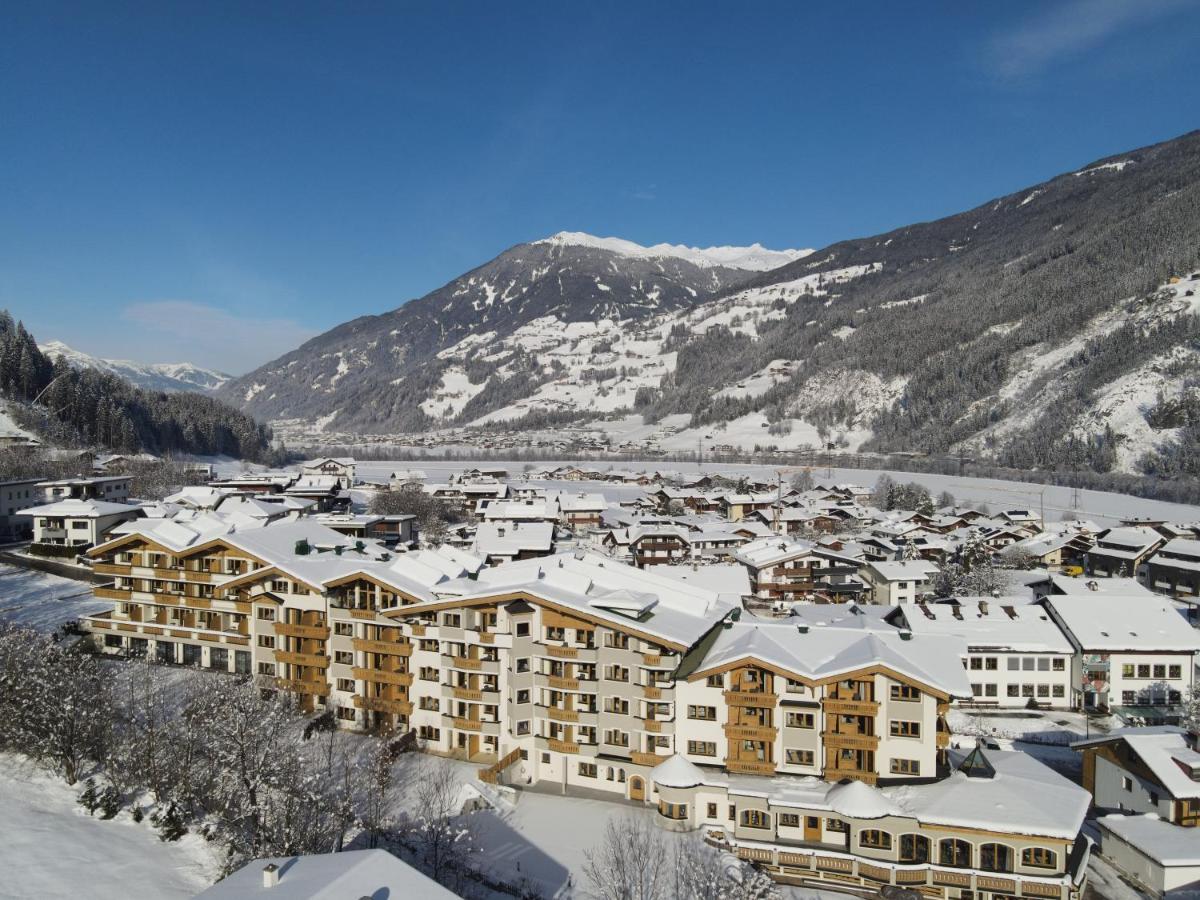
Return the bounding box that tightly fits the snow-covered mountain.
[40,341,231,393]
[221,130,1200,476]
[534,232,812,271]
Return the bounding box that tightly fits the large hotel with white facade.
[83,502,1095,899]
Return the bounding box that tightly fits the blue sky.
[2,0,1198,374]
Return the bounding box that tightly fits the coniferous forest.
[0,311,273,460]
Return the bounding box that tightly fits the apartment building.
[861,561,940,605]
[1086,527,1165,578]
[0,476,44,541]
[1142,538,1200,599]
[81,516,1092,898]
[1043,594,1200,715]
[893,600,1076,708]
[38,475,132,503]
[25,497,141,551]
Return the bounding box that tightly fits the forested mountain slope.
[0,313,272,460]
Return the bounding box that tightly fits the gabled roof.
[1071,729,1200,799]
[1044,594,1200,652]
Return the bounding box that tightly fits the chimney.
[262,864,279,888]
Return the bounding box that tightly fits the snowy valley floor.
[0,562,109,632]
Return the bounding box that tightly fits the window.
[336,678,354,692]
[1122,664,1135,678]
[257,662,276,676]
[516,720,530,735]
[890,684,920,701]
[899,834,930,863]
[687,741,717,757]
[707,803,718,818]
[257,635,275,649]
[706,674,724,687]
[1169,665,1182,679]
[515,621,530,637]
[859,830,891,850]
[1053,684,1065,698]
[1138,664,1151,679]
[1023,848,1056,869]
[688,705,717,720]
[334,651,352,665]
[1154,664,1166,679]
[442,613,461,628]
[980,843,1013,873]
[786,711,815,728]
[1123,776,1133,791]
[785,749,815,766]
[1007,657,1020,671]
[256,607,276,621]
[1052,658,1065,671]
[516,689,530,704]
[741,809,770,829]
[333,622,353,636]
[940,838,971,868]
[578,762,597,778]
[985,684,998,697]
[890,758,921,776]
[419,696,439,711]
[969,657,983,670]
[1007,685,1020,698]
[985,657,998,670]
[419,639,438,651]
[778,813,801,828]
[890,720,921,738]
[516,658,530,673]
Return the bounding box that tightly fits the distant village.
[2,454,1199,899]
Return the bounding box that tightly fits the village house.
[1086,526,1166,578]
[299,457,356,489]
[1142,538,1200,601]
[1073,729,1200,826]
[734,537,868,604]
[0,476,44,541]
[37,474,132,504]
[861,560,940,606]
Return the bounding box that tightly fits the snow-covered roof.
[733,536,818,568]
[644,563,750,598]
[826,779,900,819]
[650,754,707,788]
[1042,573,1155,597]
[1043,594,1200,652]
[867,560,940,582]
[694,619,972,697]
[23,498,139,519]
[1098,814,1200,866]
[886,748,1090,841]
[194,848,458,899]
[421,551,736,649]
[472,521,555,557]
[900,599,1074,654]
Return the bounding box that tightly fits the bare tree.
[583,815,669,900]
[410,756,477,890]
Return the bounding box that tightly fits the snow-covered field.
[0,564,108,631]
[347,458,1200,526]
[0,754,217,899]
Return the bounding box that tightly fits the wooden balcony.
[452,717,483,732]
[548,707,579,723]
[931,871,971,888]
[642,718,665,733]
[548,675,580,691]
[823,698,879,716]
[275,650,329,669]
[93,562,130,576]
[182,569,212,583]
[642,653,662,666]
[478,632,495,644]
[352,666,413,686]
[642,685,662,699]
[548,739,579,754]
[354,695,413,716]
[723,690,774,707]
[546,645,577,659]
[352,638,413,656]
[275,678,330,697]
[724,723,775,741]
[410,624,427,636]
[94,586,130,601]
[724,758,775,776]
[443,654,483,670]
[452,687,483,702]
[275,622,329,639]
[821,730,879,751]
[631,751,668,767]
[349,609,377,620]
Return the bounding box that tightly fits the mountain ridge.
[40,341,231,394]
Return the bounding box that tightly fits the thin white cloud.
[985,0,1191,78]
[119,300,317,376]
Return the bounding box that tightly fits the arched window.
[859,829,891,850]
[899,833,930,863]
[980,843,1014,873]
[1022,847,1057,869]
[939,838,971,868]
[741,809,771,829]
